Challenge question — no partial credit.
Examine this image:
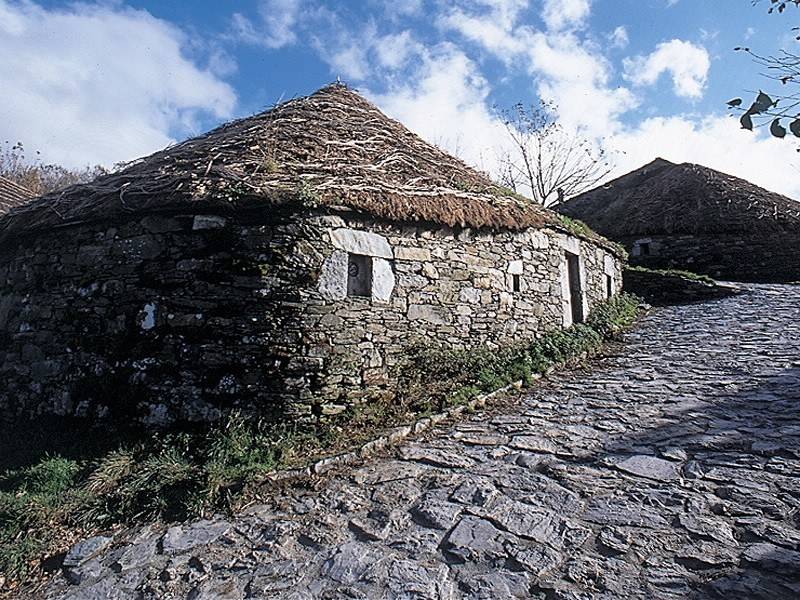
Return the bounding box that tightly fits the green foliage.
[399,293,642,412]
[557,215,628,258]
[626,265,715,285]
[0,415,297,584]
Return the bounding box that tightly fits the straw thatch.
[0,84,617,251]
[558,158,800,237]
[0,176,33,216]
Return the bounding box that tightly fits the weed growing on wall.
[398,292,642,412]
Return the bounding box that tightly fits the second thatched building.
[558,158,800,282]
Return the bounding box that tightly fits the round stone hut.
[558,158,800,282]
[0,84,624,427]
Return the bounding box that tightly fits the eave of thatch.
[0,84,622,255]
[0,176,33,216]
[558,158,800,238]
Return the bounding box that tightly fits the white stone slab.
[318,250,348,301]
[508,260,524,275]
[372,258,396,303]
[330,228,393,259]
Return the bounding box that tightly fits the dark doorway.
[606,274,614,299]
[347,254,372,297]
[566,252,584,323]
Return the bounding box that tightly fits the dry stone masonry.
[0,207,621,427]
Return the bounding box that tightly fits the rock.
[318,250,348,301]
[161,520,230,555]
[584,497,670,528]
[509,545,563,576]
[479,498,561,545]
[192,215,227,230]
[399,446,474,469]
[660,447,688,462]
[676,542,739,569]
[509,435,559,454]
[742,542,800,575]
[442,516,508,564]
[371,257,395,303]
[407,304,452,325]
[461,571,531,599]
[247,561,305,594]
[320,542,378,585]
[676,513,737,545]
[409,498,462,530]
[187,577,243,600]
[597,527,631,554]
[63,536,113,568]
[330,228,393,258]
[615,455,681,481]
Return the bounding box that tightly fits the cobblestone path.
[48,285,800,599]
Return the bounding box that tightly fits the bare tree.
[0,141,107,196]
[496,102,612,207]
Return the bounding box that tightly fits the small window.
[606,274,614,299]
[347,254,372,297]
[512,274,521,293]
[640,242,651,256]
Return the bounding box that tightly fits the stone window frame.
[318,227,396,303]
[507,259,524,293]
[633,238,654,257]
[603,254,617,299]
[559,236,589,328]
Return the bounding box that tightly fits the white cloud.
[309,8,423,81]
[231,0,302,49]
[526,31,638,137]
[368,44,509,175]
[0,0,236,168]
[439,8,527,59]
[541,0,591,32]
[623,39,710,99]
[609,26,629,49]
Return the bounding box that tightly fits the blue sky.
[1,0,797,198]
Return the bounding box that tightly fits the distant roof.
[0,176,33,216]
[558,158,800,237]
[0,84,619,254]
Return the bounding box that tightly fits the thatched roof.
[558,158,800,238]
[0,176,33,216]
[0,84,620,254]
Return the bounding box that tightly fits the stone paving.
[46,284,800,599]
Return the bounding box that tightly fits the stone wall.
[622,268,742,306]
[0,208,622,426]
[624,233,800,282]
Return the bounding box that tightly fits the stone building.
[0,175,32,216]
[558,158,800,282]
[0,84,623,427]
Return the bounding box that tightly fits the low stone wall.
[623,233,800,282]
[622,268,742,306]
[0,208,622,427]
